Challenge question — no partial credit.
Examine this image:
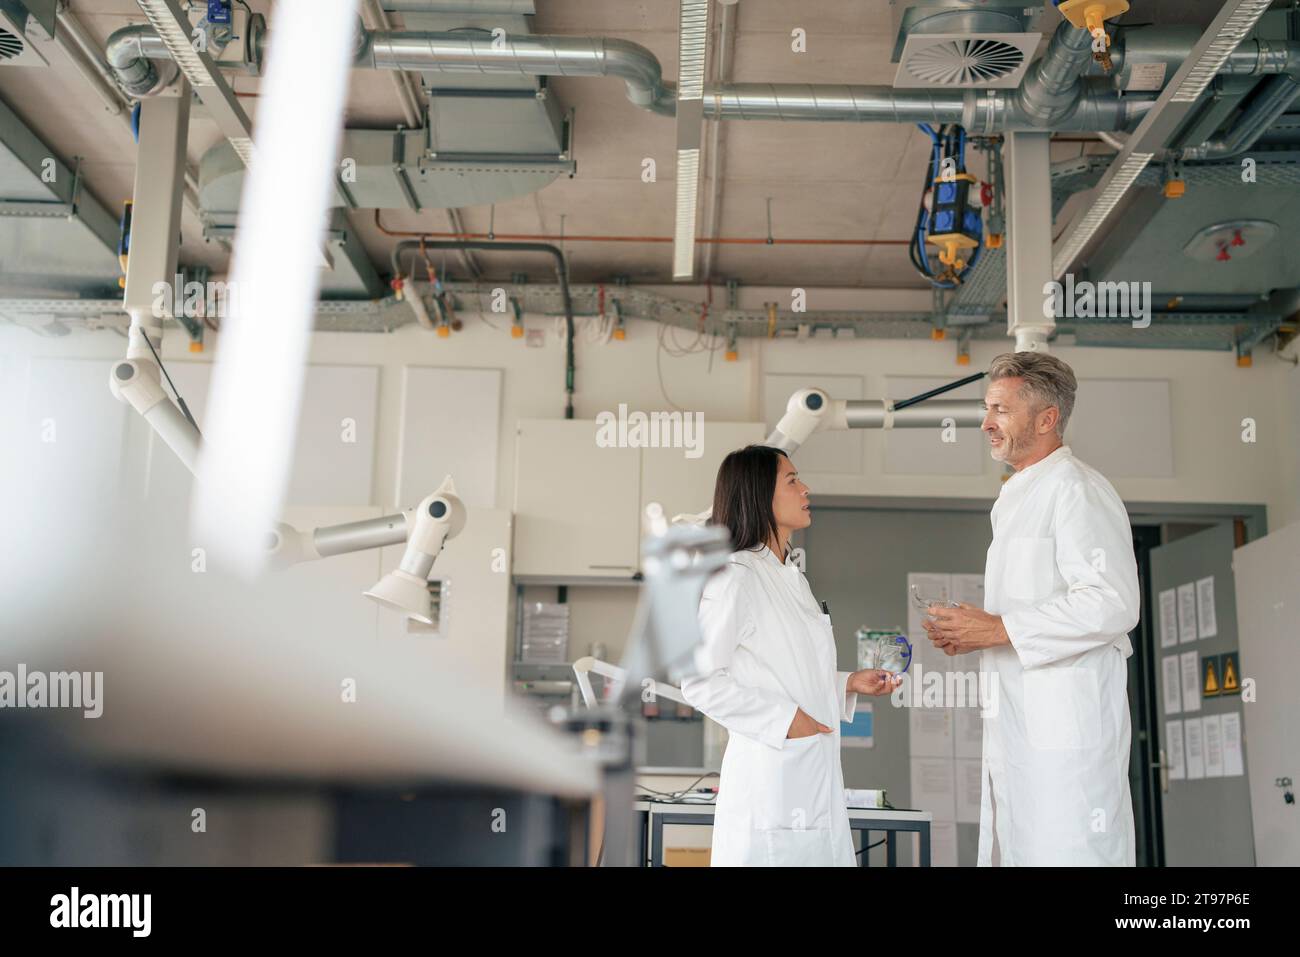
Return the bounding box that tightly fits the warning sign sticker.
[1203,655,1220,698]
[1221,652,1241,695]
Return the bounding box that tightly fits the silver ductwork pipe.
[357,29,1151,131]
[358,31,671,109]
[1181,73,1300,160]
[1016,19,1096,126]
[1105,26,1300,81]
[105,24,176,97]
[108,20,1284,135]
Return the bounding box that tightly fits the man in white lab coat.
[922,352,1141,866]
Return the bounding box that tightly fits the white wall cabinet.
[513,419,765,579]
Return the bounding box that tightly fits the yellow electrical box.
[987,233,1004,249]
[613,327,626,341]
[1163,179,1186,199]
[189,340,203,353]
[510,324,524,338]
[724,349,738,362]
[1237,354,1253,367]
[956,353,971,366]
[931,328,946,341]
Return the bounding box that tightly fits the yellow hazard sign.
[1222,652,1240,695]
[1203,657,1220,697]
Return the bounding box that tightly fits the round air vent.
[904,37,1026,86]
[0,27,25,61]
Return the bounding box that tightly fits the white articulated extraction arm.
[673,372,990,524]
[106,90,464,622]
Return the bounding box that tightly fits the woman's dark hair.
[712,445,788,553]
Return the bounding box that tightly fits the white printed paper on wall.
[1159,588,1178,649]
[1203,714,1224,778]
[1162,654,1183,716]
[1180,651,1202,714]
[955,757,983,824]
[1184,718,1206,780]
[909,757,956,821]
[1196,576,1218,639]
[954,707,983,759]
[1221,711,1244,777]
[926,822,958,867]
[1166,720,1186,780]
[1177,583,1198,644]
[909,707,954,758]
[950,573,985,609]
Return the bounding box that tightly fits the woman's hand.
[849,669,904,696]
[787,707,834,738]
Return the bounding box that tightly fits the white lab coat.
[979,445,1141,866]
[681,544,859,867]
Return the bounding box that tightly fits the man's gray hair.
[988,352,1077,437]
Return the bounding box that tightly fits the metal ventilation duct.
[0,0,55,67]
[895,33,1039,88]
[891,1,1041,89]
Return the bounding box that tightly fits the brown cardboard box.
[663,847,712,867]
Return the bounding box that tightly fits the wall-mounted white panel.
[763,373,863,475]
[396,366,501,509]
[1070,378,1174,478]
[641,421,766,524]
[274,505,383,644]
[376,508,513,709]
[147,362,379,507]
[884,376,986,476]
[22,357,132,498]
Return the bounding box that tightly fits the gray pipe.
[391,239,576,418]
[109,21,1262,134]
[105,24,174,97]
[359,29,1151,131]
[1016,19,1096,127]
[358,31,670,109]
[1181,73,1300,160]
[1105,27,1300,81]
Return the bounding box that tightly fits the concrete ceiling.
[0,0,1243,293]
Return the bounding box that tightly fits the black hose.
[892,371,987,411]
[392,239,575,418]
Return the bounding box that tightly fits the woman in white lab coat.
[680,445,901,867]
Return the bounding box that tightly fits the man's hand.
[787,707,834,739]
[848,669,904,696]
[922,603,1011,656]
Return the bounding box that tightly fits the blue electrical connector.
[207,1,232,25]
[908,123,984,289]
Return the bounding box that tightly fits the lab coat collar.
[1004,444,1072,488]
[755,543,799,570]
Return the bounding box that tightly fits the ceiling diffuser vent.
[0,27,22,60]
[0,3,49,68]
[894,32,1039,89]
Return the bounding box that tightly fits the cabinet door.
[639,421,766,525]
[513,419,641,577]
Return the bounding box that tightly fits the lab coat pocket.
[1005,537,1056,603]
[773,733,832,821]
[1023,666,1101,750]
[759,732,835,865]
[762,825,835,867]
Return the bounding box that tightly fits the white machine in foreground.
[572,656,688,709]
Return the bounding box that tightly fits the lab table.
[633,800,933,867]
